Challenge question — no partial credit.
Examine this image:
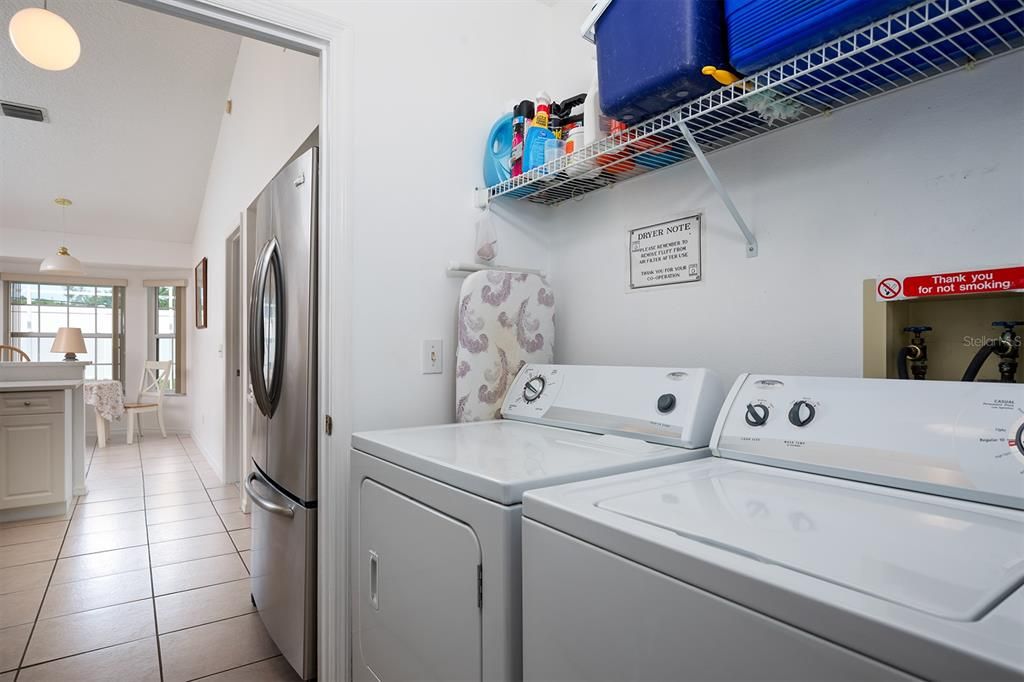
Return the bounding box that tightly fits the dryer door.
[357,479,482,682]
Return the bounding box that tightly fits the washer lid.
[595,461,1024,621]
[352,420,704,505]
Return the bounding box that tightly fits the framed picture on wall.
[195,257,208,329]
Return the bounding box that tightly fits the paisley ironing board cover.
[456,271,555,422]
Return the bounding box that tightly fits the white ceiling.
[0,0,241,245]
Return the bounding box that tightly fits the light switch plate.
[422,340,443,374]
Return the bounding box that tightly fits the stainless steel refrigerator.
[244,146,317,680]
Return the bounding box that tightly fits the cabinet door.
[0,413,65,509]
[357,479,482,682]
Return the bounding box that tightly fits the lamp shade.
[8,7,81,71]
[39,246,84,276]
[51,327,87,355]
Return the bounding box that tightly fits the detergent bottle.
[523,92,555,173]
[483,112,513,187]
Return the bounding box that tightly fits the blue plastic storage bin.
[595,0,727,123]
[725,0,915,74]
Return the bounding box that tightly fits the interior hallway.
[0,432,300,681]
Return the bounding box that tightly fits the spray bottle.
[510,100,534,178]
[523,91,555,173]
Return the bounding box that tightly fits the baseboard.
[87,427,191,437]
[189,431,226,483]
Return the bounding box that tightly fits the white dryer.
[522,375,1024,682]
[350,364,725,682]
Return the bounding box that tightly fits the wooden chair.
[126,361,171,444]
[0,344,31,362]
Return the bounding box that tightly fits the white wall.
[187,38,320,480]
[0,258,192,434]
[543,47,1024,385]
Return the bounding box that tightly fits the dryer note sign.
[628,214,702,290]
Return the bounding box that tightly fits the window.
[5,281,125,381]
[149,285,186,394]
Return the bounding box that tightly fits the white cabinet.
[0,391,68,510]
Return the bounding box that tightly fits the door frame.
[224,227,242,489]
[124,2,353,679]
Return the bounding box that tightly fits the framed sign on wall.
[627,213,702,291]
[195,257,208,329]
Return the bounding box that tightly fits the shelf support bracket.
[675,116,758,258]
[473,187,489,210]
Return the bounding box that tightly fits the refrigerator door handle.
[245,471,295,518]
[248,238,285,418]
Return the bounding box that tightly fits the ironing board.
[456,271,555,422]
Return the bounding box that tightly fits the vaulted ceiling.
[0,0,241,246]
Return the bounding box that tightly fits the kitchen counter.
[0,363,89,522]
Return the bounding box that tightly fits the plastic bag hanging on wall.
[475,208,498,263]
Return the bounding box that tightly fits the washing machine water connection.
[897,326,931,380]
[961,321,1023,383]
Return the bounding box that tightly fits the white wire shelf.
[483,0,1024,207]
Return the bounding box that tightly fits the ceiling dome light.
[9,5,81,71]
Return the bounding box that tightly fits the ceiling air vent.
[1,101,48,123]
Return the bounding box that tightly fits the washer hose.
[961,341,999,382]
[897,347,911,380]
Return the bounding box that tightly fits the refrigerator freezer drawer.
[248,466,317,679]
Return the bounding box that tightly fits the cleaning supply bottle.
[510,100,534,178]
[483,113,513,187]
[523,91,555,173]
[583,71,610,147]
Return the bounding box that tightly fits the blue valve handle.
[903,325,932,334]
[993,321,1024,329]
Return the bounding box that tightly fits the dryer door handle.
[369,550,380,611]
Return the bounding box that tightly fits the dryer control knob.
[788,401,816,427]
[523,376,546,403]
[744,403,770,427]
[657,393,676,414]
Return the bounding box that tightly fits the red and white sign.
[875,265,1024,301]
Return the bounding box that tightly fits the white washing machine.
[350,364,725,682]
[522,375,1024,682]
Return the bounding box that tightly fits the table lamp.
[51,327,87,361]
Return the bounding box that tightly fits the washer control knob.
[1017,422,1024,457]
[788,401,816,427]
[523,376,546,403]
[657,393,676,414]
[744,403,770,427]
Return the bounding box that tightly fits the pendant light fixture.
[8,1,81,71]
[40,197,85,276]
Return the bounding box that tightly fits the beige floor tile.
[219,511,251,531]
[152,553,248,596]
[88,455,140,467]
[140,447,187,460]
[201,655,300,681]
[160,613,278,682]
[144,470,201,486]
[77,485,144,504]
[23,599,155,666]
[73,496,145,518]
[239,550,252,573]
[147,515,224,544]
[68,510,147,536]
[0,671,14,681]
[213,497,242,514]
[149,533,236,568]
[51,546,149,584]
[144,489,209,509]
[144,477,205,495]
[145,501,217,526]
[18,636,160,682]
[0,521,67,547]
[207,485,240,501]
[0,561,53,595]
[59,526,148,558]
[0,539,62,569]
[0,623,32,672]
[156,578,254,633]
[84,473,143,490]
[142,459,194,474]
[39,567,151,618]
[230,528,252,551]
[0,511,73,531]
[0,587,45,628]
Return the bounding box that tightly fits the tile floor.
[0,433,301,681]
